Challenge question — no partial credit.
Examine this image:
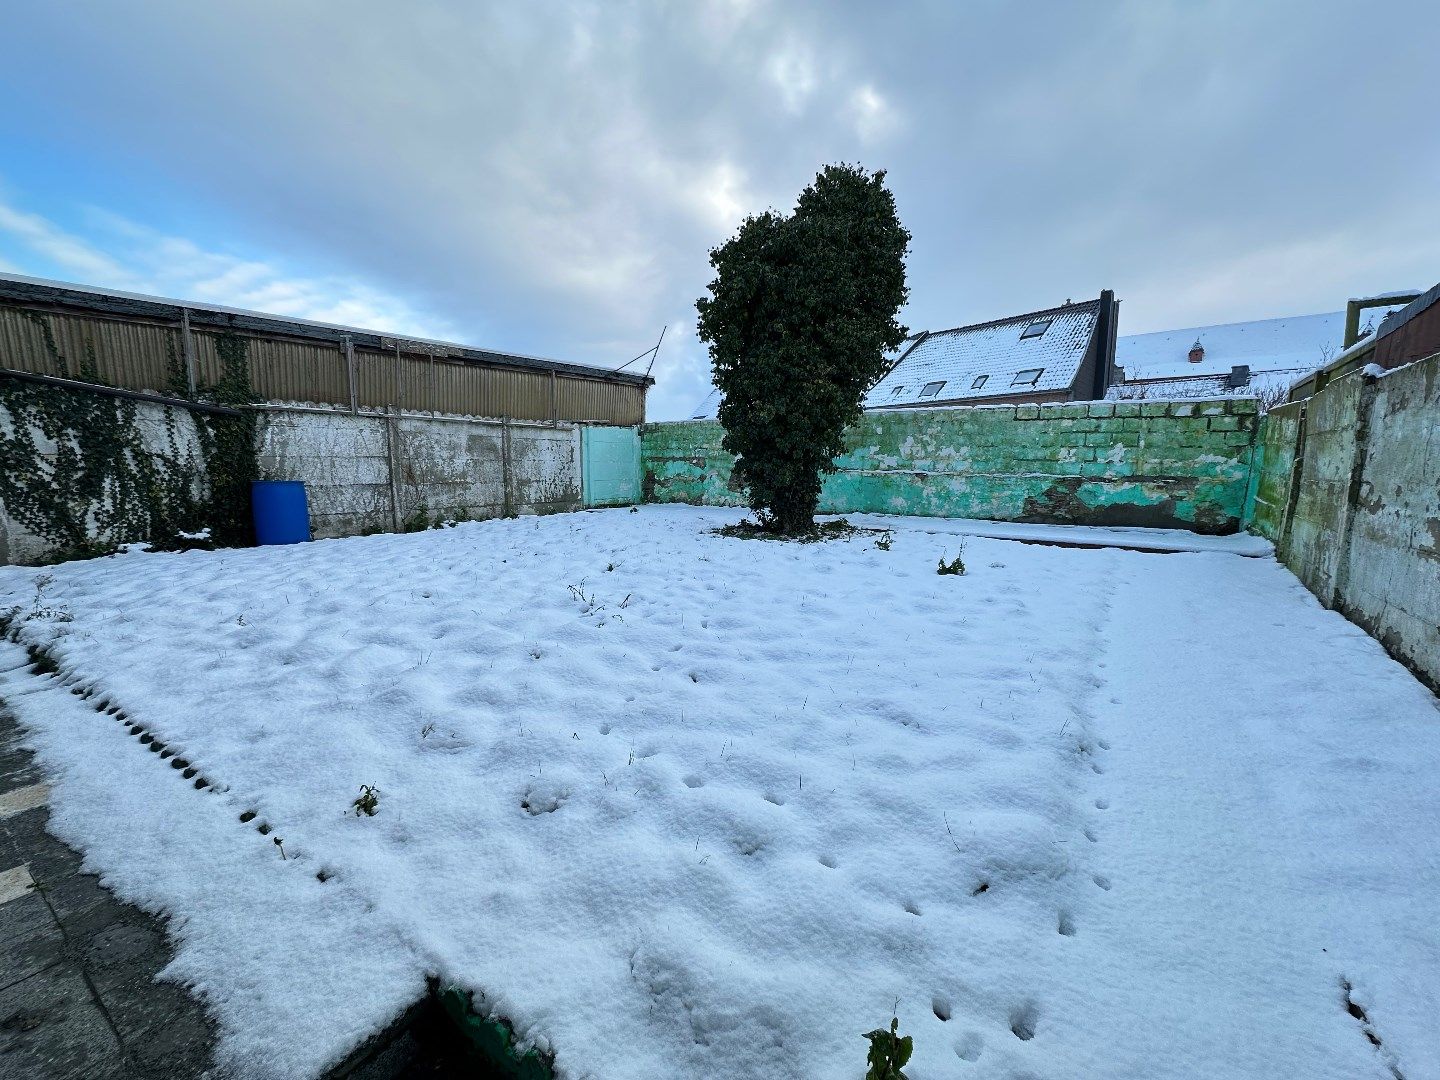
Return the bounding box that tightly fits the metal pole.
[643,325,667,378]
[385,414,402,532]
[181,309,197,397]
[342,335,358,413]
[501,416,513,517]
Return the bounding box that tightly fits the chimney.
[1227,365,1251,389]
[1089,290,1118,400]
[1188,340,1205,364]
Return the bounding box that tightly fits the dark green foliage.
[194,332,260,547]
[696,163,909,534]
[937,552,966,576]
[403,505,434,533]
[353,784,381,816]
[863,1016,912,1080]
[0,316,259,560]
[0,315,206,560]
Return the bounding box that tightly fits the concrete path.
[0,705,222,1080]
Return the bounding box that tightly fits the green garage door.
[581,426,642,506]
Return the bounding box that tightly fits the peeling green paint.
[643,399,1259,533]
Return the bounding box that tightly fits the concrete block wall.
[1255,354,1440,690]
[255,406,584,538]
[0,398,205,565]
[644,399,1259,533]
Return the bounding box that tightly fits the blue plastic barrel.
[251,481,311,545]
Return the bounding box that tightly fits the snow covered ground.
[1,506,1436,1079]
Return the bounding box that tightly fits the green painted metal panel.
[582,425,641,506]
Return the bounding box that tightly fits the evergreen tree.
[696,164,909,534]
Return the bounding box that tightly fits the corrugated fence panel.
[0,308,177,391]
[250,338,350,405]
[1,304,647,424]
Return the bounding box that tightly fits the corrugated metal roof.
[0,272,651,386]
[863,299,1100,408]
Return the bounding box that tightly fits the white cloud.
[767,41,820,114]
[847,84,899,144]
[0,197,455,340]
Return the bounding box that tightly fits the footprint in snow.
[955,1032,984,1061]
[1009,1001,1039,1041]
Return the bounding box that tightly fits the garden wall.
[644,399,1259,533]
[255,405,586,538]
[1255,353,1440,690]
[0,378,225,567]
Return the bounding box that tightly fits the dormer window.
[918,380,946,399]
[1020,319,1052,340]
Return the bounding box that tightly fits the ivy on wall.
[0,313,258,561]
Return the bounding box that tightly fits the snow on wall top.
[863,299,1100,408]
[1116,307,1404,381]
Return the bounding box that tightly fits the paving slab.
[0,705,222,1080]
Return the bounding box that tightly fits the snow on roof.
[1115,307,1405,381]
[1107,367,1305,402]
[687,300,1100,418]
[689,386,721,420]
[863,299,1101,408]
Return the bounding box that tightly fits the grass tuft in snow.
[862,1015,913,1080]
[936,551,967,576]
[352,784,381,817]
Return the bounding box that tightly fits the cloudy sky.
[2,1,1436,419]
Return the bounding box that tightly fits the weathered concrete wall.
[1260,353,1440,691]
[1340,356,1440,689]
[1282,374,1365,602]
[1249,403,1302,540]
[644,399,1259,533]
[256,406,585,538]
[0,398,205,565]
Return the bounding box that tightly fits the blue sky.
[2,1,1437,419]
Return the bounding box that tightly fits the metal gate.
[581,425,642,506]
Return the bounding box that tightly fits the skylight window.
[890,386,905,396]
[918,380,946,399]
[1019,319,1052,340]
[1010,368,1044,387]
[970,374,989,390]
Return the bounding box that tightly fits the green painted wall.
[1249,403,1302,540]
[643,399,1259,534]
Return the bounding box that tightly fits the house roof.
[862,298,1102,408]
[0,273,652,386]
[1107,367,1307,402]
[1115,307,1405,382]
[686,298,1103,419]
[689,386,722,420]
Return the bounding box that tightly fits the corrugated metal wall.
[0,305,645,425]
